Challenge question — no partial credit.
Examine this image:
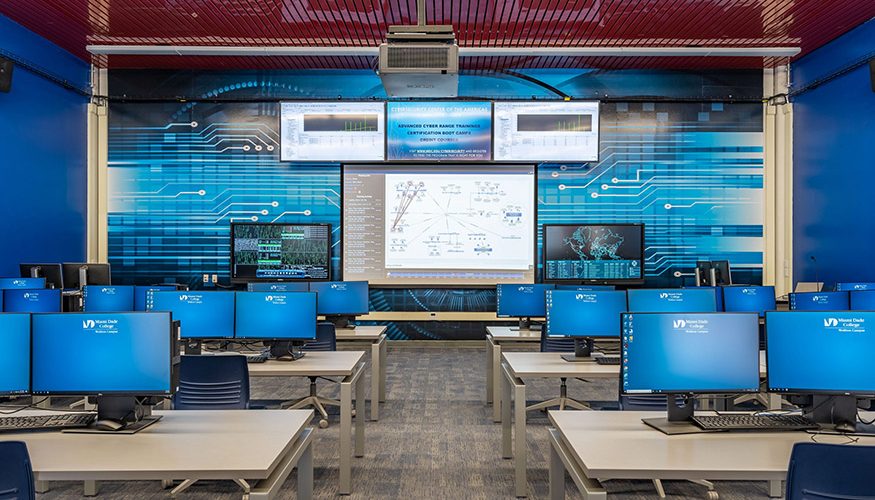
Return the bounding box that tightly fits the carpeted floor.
[40,346,773,499]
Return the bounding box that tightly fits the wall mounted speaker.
[0,57,12,93]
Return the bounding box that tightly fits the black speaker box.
[0,57,12,93]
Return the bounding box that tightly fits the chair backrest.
[0,441,35,500]
[540,328,575,353]
[302,322,336,352]
[172,355,250,410]
[786,442,875,500]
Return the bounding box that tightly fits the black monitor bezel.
[495,283,555,319]
[149,290,237,340]
[541,223,646,285]
[307,281,370,316]
[61,262,111,289]
[0,312,32,397]
[233,291,318,340]
[229,222,332,284]
[544,289,627,339]
[19,263,64,290]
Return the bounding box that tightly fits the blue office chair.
[526,331,588,412]
[0,441,35,500]
[786,442,875,500]
[172,355,250,410]
[282,322,341,428]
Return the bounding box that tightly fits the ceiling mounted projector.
[378,15,459,98]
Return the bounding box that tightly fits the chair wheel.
[706,491,719,500]
[351,409,357,417]
[319,419,329,429]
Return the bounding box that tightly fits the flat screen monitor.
[82,285,135,312]
[493,101,600,162]
[3,289,61,313]
[554,284,616,291]
[386,101,492,161]
[149,291,235,339]
[279,101,385,161]
[496,284,554,318]
[543,224,644,283]
[0,277,45,289]
[766,311,875,395]
[343,164,537,286]
[308,281,369,316]
[230,223,331,283]
[0,313,31,396]
[622,312,760,394]
[247,282,310,292]
[134,285,178,311]
[626,288,717,313]
[62,263,111,289]
[723,285,776,317]
[545,290,627,338]
[835,282,875,291]
[234,291,317,340]
[19,263,64,289]
[789,292,850,311]
[31,312,173,396]
[850,291,875,311]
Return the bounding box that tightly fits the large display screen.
[343,164,536,286]
[280,102,385,161]
[543,224,644,283]
[494,101,600,161]
[386,101,492,161]
[230,223,331,282]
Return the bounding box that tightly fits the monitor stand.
[510,318,541,331]
[269,340,306,361]
[65,396,161,435]
[562,338,595,362]
[642,394,710,435]
[183,340,203,355]
[326,315,355,329]
[805,395,860,433]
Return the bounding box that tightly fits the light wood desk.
[485,326,542,422]
[501,352,620,497]
[0,409,314,500]
[547,410,875,500]
[336,325,388,421]
[248,350,366,495]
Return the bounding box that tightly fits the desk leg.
[549,437,565,500]
[486,337,494,405]
[84,480,98,496]
[35,480,49,493]
[370,340,381,421]
[502,365,513,458]
[514,378,527,497]
[379,337,387,403]
[492,341,503,422]
[340,378,353,495]
[298,441,314,500]
[355,371,366,457]
[769,480,783,498]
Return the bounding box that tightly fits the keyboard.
[595,356,621,365]
[0,413,96,433]
[692,414,818,432]
[246,354,268,363]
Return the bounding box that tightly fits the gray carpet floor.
[40,346,773,499]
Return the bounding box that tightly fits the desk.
[248,351,366,495]
[501,352,620,497]
[486,326,541,422]
[336,326,388,421]
[0,409,314,500]
[547,410,875,500]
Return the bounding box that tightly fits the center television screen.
[543,223,645,283]
[343,164,536,286]
[230,223,331,282]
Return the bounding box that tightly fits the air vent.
[385,46,450,70]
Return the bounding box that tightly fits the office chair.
[0,441,36,500]
[786,442,875,500]
[526,331,588,412]
[282,322,342,428]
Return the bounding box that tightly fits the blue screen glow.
[546,290,627,338]
[835,282,875,291]
[627,288,717,313]
[851,291,875,311]
[722,286,776,317]
[134,285,177,311]
[0,314,31,395]
[83,285,136,312]
[386,101,493,161]
[554,284,616,291]
[234,292,316,340]
[3,289,61,313]
[247,282,310,292]
[789,292,849,311]
[496,284,555,318]
[149,291,235,339]
[308,281,369,316]
[0,277,45,289]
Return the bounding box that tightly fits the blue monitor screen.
[247,282,310,292]
[0,314,31,395]
[789,292,850,311]
[622,312,760,394]
[723,286,776,317]
[496,284,555,318]
[0,277,45,289]
[31,312,172,395]
[83,285,135,312]
[3,289,61,313]
[546,290,627,338]
[851,291,875,311]
[308,281,369,315]
[766,311,875,394]
[835,282,875,291]
[386,101,493,161]
[554,284,616,291]
[134,285,177,311]
[689,286,724,311]
[234,292,316,339]
[626,288,717,313]
[149,291,235,339]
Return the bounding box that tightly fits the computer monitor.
[308,281,369,328]
[542,223,645,284]
[0,313,31,396]
[247,282,310,292]
[19,263,64,289]
[546,290,627,358]
[722,286,776,317]
[230,222,331,283]
[0,277,45,290]
[626,288,717,313]
[149,291,235,340]
[835,282,875,291]
[134,285,178,311]
[695,260,732,286]
[2,289,62,313]
[496,283,555,330]
[850,291,875,311]
[234,291,317,340]
[553,284,616,291]
[62,263,111,289]
[789,291,850,311]
[689,286,724,312]
[82,285,136,312]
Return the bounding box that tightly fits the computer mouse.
[92,419,125,432]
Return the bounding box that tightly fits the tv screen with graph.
[230,223,331,283]
[280,102,385,161]
[494,101,600,162]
